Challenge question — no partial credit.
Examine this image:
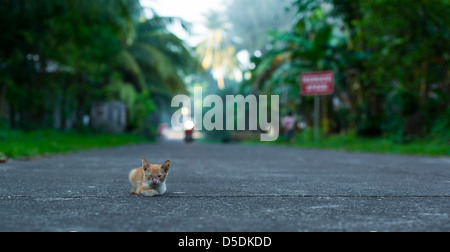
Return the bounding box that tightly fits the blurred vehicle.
[184,120,195,143]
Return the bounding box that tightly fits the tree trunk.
[418,62,429,110]
[217,74,225,90]
[322,96,330,136]
[0,82,7,121]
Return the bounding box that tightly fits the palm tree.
[0,0,142,128]
[115,14,198,131]
[196,11,238,90]
[0,0,197,131]
[252,4,336,135]
[118,14,196,97]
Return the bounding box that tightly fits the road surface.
[0,141,449,231]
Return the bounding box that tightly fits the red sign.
[301,71,334,96]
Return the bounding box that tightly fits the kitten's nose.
[152,179,159,185]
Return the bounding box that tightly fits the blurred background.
[0,0,449,159]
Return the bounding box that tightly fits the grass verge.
[244,131,450,157]
[0,129,151,159]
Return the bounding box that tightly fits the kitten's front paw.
[140,189,159,197]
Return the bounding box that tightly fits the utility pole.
[314,95,320,141]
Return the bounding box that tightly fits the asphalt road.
[0,141,449,232]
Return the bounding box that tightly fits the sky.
[139,0,251,81]
[140,0,226,46]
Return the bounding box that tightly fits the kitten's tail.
[129,168,139,187]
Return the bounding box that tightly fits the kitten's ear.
[142,158,150,171]
[161,160,171,173]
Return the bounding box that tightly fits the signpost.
[300,71,334,141]
[301,71,334,96]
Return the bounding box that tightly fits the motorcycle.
[184,120,195,143]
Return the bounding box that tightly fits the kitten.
[129,158,171,197]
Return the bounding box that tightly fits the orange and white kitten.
[129,158,171,197]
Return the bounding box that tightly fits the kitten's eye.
[158,175,162,178]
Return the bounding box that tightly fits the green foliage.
[0,0,198,135]
[0,129,148,159]
[247,130,449,156]
[225,0,295,54]
[297,130,450,156]
[430,107,450,144]
[251,0,450,142]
